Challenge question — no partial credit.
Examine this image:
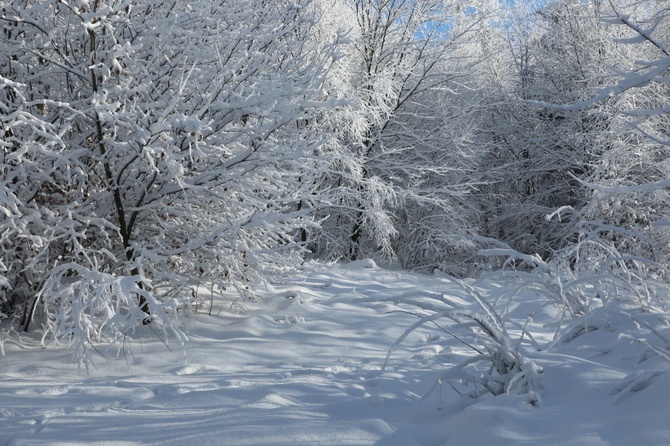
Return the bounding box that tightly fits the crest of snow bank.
[346,258,379,269]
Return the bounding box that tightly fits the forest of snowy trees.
[0,0,669,370]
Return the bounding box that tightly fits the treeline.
[0,0,668,354]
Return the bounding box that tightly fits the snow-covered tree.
[311,0,488,271]
[558,0,670,285]
[0,0,336,359]
[475,0,629,259]
[477,0,670,313]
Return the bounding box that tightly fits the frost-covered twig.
[619,333,670,365]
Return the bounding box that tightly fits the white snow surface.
[2,262,670,445]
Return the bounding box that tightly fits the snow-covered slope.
[2,263,669,445]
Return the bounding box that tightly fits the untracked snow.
[2,262,670,445]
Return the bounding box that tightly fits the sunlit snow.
[2,262,669,445]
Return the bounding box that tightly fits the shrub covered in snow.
[382,277,543,406]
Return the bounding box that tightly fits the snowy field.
[2,261,670,445]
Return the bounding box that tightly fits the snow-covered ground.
[2,262,670,445]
